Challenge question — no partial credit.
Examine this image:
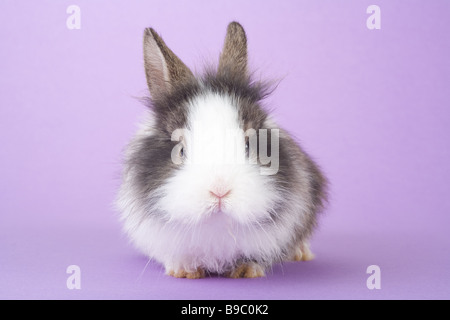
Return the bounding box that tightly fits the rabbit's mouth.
[209,190,231,212]
[208,199,229,216]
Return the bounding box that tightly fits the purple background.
[1,0,449,300]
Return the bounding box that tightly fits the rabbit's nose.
[209,188,231,211]
[209,176,232,200]
[209,189,231,199]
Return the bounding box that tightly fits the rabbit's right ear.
[143,28,194,99]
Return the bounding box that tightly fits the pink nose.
[209,190,231,199]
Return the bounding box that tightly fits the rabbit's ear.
[218,22,248,78]
[143,28,194,98]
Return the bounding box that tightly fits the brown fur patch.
[291,247,303,261]
[227,262,265,278]
[299,242,315,261]
[168,268,205,279]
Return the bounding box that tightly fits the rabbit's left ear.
[218,22,248,78]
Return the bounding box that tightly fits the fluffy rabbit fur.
[117,22,327,278]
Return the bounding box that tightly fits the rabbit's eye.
[179,147,184,158]
[245,138,249,156]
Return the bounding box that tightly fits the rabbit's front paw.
[167,267,205,279]
[227,262,265,278]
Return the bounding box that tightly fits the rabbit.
[116,22,328,279]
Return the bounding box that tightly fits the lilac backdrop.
[1,0,449,299]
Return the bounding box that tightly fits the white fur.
[158,93,281,225]
[118,92,309,274]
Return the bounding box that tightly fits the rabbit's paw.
[227,262,265,278]
[167,267,205,279]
